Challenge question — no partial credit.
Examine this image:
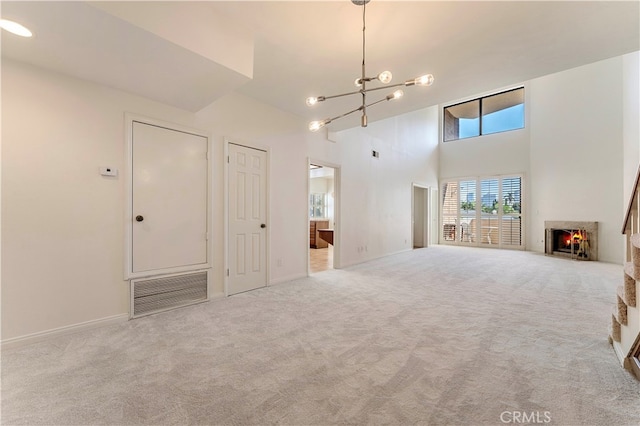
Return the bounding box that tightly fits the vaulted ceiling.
[2,1,638,130]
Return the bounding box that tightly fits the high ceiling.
[2,1,638,131]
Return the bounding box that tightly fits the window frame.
[443,87,525,142]
[309,193,328,219]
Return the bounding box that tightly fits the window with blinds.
[440,175,523,249]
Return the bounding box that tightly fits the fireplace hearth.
[544,221,598,261]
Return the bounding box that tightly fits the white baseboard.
[269,273,307,285]
[611,339,627,366]
[208,291,225,300]
[339,248,413,269]
[1,313,129,350]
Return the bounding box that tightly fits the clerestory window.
[443,87,524,142]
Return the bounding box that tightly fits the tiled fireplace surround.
[544,221,598,261]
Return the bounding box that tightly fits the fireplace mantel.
[544,221,598,261]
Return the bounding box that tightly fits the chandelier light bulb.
[354,78,363,87]
[309,119,330,132]
[377,71,393,84]
[414,74,435,86]
[387,89,404,100]
[0,19,33,37]
[306,96,320,107]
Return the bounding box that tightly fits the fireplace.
[544,221,598,261]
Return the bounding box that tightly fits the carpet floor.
[2,245,639,425]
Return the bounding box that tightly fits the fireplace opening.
[544,221,597,261]
[551,229,588,258]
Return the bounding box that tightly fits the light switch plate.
[100,167,118,177]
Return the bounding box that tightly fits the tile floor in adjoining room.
[310,246,332,273]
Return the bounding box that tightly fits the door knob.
[261,223,266,228]
[135,215,144,222]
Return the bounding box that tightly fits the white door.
[228,143,267,295]
[131,121,208,274]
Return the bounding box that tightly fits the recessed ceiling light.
[0,19,33,37]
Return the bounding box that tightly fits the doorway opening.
[412,184,438,249]
[309,163,338,273]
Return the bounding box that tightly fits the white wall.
[2,60,440,341]
[438,56,634,263]
[439,88,530,180]
[318,107,440,267]
[1,60,197,339]
[529,57,624,263]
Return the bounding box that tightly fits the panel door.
[228,143,267,295]
[132,121,208,274]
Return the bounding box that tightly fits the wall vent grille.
[131,271,207,318]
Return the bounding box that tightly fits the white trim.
[123,113,213,281]
[1,314,129,350]
[269,273,308,285]
[208,291,225,301]
[612,340,627,366]
[339,248,413,269]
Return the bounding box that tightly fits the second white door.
[228,143,268,295]
[131,121,208,275]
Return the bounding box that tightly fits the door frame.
[224,139,271,296]
[307,158,341,274]
[124,113,213,281]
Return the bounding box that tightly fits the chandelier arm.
[322,89,364,101]
[316,81,406,103]
[360,82,406,94]
[364,96,393,109]
[328,105,365,123]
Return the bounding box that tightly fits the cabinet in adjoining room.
[310,220,329,249]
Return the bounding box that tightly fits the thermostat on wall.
[99,167,118,177]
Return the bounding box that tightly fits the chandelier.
[306,0,434,132]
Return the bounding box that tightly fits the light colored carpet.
[2,246,639,425]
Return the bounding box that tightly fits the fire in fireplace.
[551,229,588,258]
[544,221,598,261]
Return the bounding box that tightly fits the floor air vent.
[131,271,207,318]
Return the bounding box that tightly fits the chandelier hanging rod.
[306,0,434,132]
